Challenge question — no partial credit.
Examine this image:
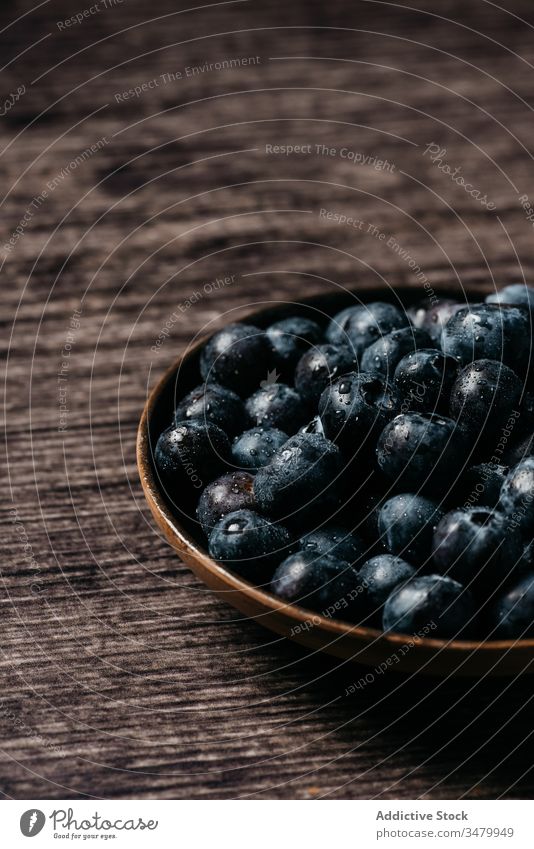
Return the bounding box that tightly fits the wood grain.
[2,0,534,799]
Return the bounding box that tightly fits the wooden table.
[2,0,534,799]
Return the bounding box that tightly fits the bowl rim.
[137,284,534,656]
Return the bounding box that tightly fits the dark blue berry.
[519,541,534,573]
[359,554,415,623]
[245,383,308,434]
[504,392,534,465]
[449,359,522,439]
[174,382,248,436]
[155,420,230,488]
[486,283,534,311]
[357,485,387,544]
[270,550,363,621]
[360,327,433,377]
[326,302,410,358]
[491,573,534,638]
[498,457,534,537]
[376,412,467,492]
[319,372,401,448]
[200,322,270,396]
[407,300,428,330]
[197,471,255,536]
[394,348,459,412]
[208,509,291,581]
[383,574,475,638]
[420,299,467,343]
[266,316,322,377]
[299,415,326,436]
[301,525,366,566]
[505,433,534,466]
[457,463,509,509]
[378,493,443,567]
[254,432,342,519]
[295,343,358,406]
[432,508,523,590]
[232,427,288,470]
[441,304,530,372]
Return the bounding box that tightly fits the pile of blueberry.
[154,283,534,641]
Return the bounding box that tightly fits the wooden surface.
[2,0,534,799]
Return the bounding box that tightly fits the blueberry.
[420,300,467,344]
[498,457,534,537]
[361,327,433,377]
[200,322,271,396]
[383,574,475,638]
[505,433,534,466]
[270,550,363,621]
[457,463,509,509]
[449,359,522,439]
[232,427,288,470]
[301,525,366,566]
[432,508,523,589]
[505,392,534,465]
[299,415,326,436]
[266,316,322,377]
[197,471,256,535]
[326,302,410,358]
[441,304,530,372]
[376,412,467,492]
[155,420,230,488]
[245,383,308,434]
[491,573,534,638]
[378,493,443,567]
[208,509,291,581]
[359,554,415,623]
[407,300,429,330]
[295,343,358,406]
[319,372,401,449]
[174,382,248,436]
[254,432,342,519]
[394,348,459,412]
[358,485,387,544]
[486,283,534,311]
[519,541,534,573]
